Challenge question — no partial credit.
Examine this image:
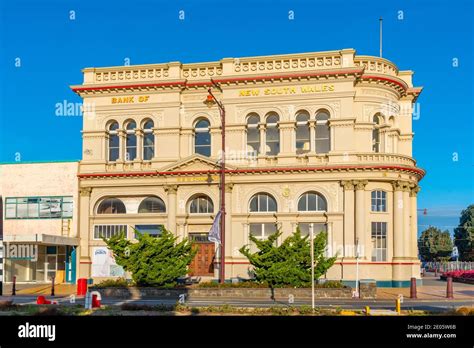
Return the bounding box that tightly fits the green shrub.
[103,229,196,287]
[239,227,337,288]
[94,277,132,288]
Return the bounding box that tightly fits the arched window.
[143,120,154,160]
[138,196,166,213]
[295,111,310,154]
[246,114,260,156]
[372,114,382,153]
[249,193,277,212]
[188,195,214,214]
[194,119,211,157]
[97,198,126,214]
[265,113,280,156]
[125,121,137,161]
[108,121,120,161]
[315,111,330,154]
[298,192,327,212]
[371,190,387,212]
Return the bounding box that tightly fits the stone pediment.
[160,154,234,172]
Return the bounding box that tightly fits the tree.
[103,229,196,287]
[454,204,474,261]
[418,226,453,262]
[239,227,337,288]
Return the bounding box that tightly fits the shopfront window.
[5,196,73,219]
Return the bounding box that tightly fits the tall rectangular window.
[249,223,277,253]
[371,222,387,261]
[371,191,387,212]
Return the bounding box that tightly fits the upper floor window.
[372,114,382,153]
[298,192,327,212]
[371,190,387,212]
[371,222,387,261]
[5,196,73,219]
[315,111,330,154]
[194,119,211,157]
[125,121,137,161]
[108,121,120,162]
[295,111,310,154]
[188,195,214,214]
[249,193,277,212]
[97,198,126,214]
[246,114,260,156]
[138,196,166,213]
[265,113,280,156]
[143,120,154,161]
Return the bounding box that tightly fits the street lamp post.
[204,83,226,284]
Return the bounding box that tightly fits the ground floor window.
[134,224,164,238]
[297,223,327,237]
[249,223,277,253]
[93,225,127,239]
[371,222,387,261]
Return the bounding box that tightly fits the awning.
[2,234,79,246]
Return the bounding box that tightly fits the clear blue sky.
[0,0,472,226]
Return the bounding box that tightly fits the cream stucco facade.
[70,48,424,287]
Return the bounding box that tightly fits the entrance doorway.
[188,233,215,276]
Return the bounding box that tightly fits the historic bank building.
[71,48,424,287]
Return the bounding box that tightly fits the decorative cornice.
[77,164,425,180]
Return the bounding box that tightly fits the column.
[402,183,411,258]
[392,181,404,260]
[341,180,355,258]
[135,129,143,161]
[309,120,316,153]
[354,180,368,259]
[165,185,178,234]
[258,123,266,155]
[118,130,126,162]
[410,186,420,260]
[78,187,92,278]
[225,184,233,269]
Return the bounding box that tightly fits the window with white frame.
[94,225,127,239]
[295,111,310,154]
[297,192,327,212]
[265,113,280,156]
[371,222,387,261]
[371,190,387,212]
[125,121,137,161]
[188,195,214,214]
[372,114,382,153]
[249,193,277,212]
[249,223,277,253]
[143,119,154,160]
[246,114,260,156]
[108,121,120,161]
[315,111,330,153]
[194,119,211,157]
[297,223,327,237]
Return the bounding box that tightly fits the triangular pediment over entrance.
[159,154,235,172]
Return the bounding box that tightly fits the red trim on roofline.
[77,164,425,179]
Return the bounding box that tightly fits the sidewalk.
[2,283,76,296]
[377,275,474,301]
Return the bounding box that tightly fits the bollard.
[410,277,417,299]
[12,276,16,296]
[365,306,370,316]
[0,281,3,296]
[446,276,454,299]
[434,268,437,277]
[395,298,401,314]
[51,275,55,296]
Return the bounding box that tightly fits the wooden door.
[189,242,215,276]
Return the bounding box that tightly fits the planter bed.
[89,283,376,300]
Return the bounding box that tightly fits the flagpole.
[205,83,226,284]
